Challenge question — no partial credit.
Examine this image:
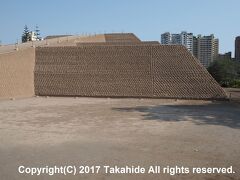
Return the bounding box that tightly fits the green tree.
[208,59,240,87]
[22,25,30,43]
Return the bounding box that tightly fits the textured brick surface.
[0,48,35,99]
[35,45,226,99]
[35,46,152,97]
[104,33,141,42]
[151,46,226,99]
[76,41,160,46]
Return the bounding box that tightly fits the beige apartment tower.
[193,34,219,68]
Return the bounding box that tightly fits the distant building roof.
[44,35,72,40]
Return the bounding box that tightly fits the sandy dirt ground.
[0,97,239,180]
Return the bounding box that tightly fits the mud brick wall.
[35,46,152,97]
[0,48,35,99]
[35,45,226,99]
[151,46,226,99]
[77,34,106,43]
[76,41,160,46]
[104,33,141,42]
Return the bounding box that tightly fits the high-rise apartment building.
[171,34,181,44]
[161,31,193,53]
[161,32,171,44]
[195,34,219,68]
[180,31,193,54]
[235,36,240,61]
[193,36,198,58]
[161,32,219,67]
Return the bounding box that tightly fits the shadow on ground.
[112,102,240,129]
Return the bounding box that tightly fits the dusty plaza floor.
[0,97,239,180]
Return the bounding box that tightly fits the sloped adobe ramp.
[35,45,227,100]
